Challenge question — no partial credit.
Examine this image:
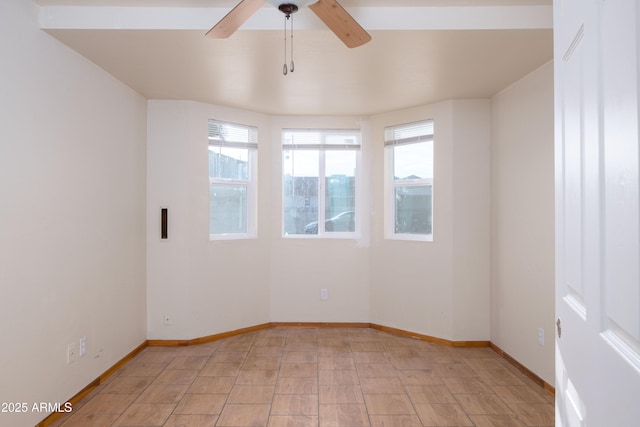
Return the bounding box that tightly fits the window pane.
[283,149,319,177]
[394,185,432,235]
[209,147,249,180]
[210,184,247,234]
[283,149,319,235]
[325,150,356,233]
[393,141,433,180]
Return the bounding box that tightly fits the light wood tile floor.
[51,327,554,427]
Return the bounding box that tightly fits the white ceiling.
[37,0,553,116]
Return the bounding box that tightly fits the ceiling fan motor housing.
[278,4,299,16]
[266,0,317,9]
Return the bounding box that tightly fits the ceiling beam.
[38,5,552,31]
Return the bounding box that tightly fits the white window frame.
[384,119,434,242]
[208,119,258,240]
[282,129,361,238]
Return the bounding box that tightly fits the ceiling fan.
[205,0,372,48]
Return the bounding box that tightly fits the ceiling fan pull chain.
[290,13,295,72]
[283,14,288,75]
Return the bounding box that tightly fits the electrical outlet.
[67,342,77,364]
[538,328,544,346]
[320,288,328,300]
[79,337,86,357]
[164,314,172,326]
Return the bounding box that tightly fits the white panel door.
[555,0,640,425]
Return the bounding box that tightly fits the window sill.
[282,233,361,240]
[209,233,256,241]
[385,233,433,242]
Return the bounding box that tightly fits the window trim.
[282,128,361,239]
[384,119,434,242]
[208,119,258,240]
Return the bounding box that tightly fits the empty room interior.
[1,0,559,426]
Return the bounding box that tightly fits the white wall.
[452,101,492,340]
[147,100,494,340]
[147,107,372,337]
[146,101,272,339]
[268,116,372,323]
[490,61,555,383]
[369,100,492,341]
[0,1,148,425]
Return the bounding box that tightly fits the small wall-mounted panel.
[161,208,168,240]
